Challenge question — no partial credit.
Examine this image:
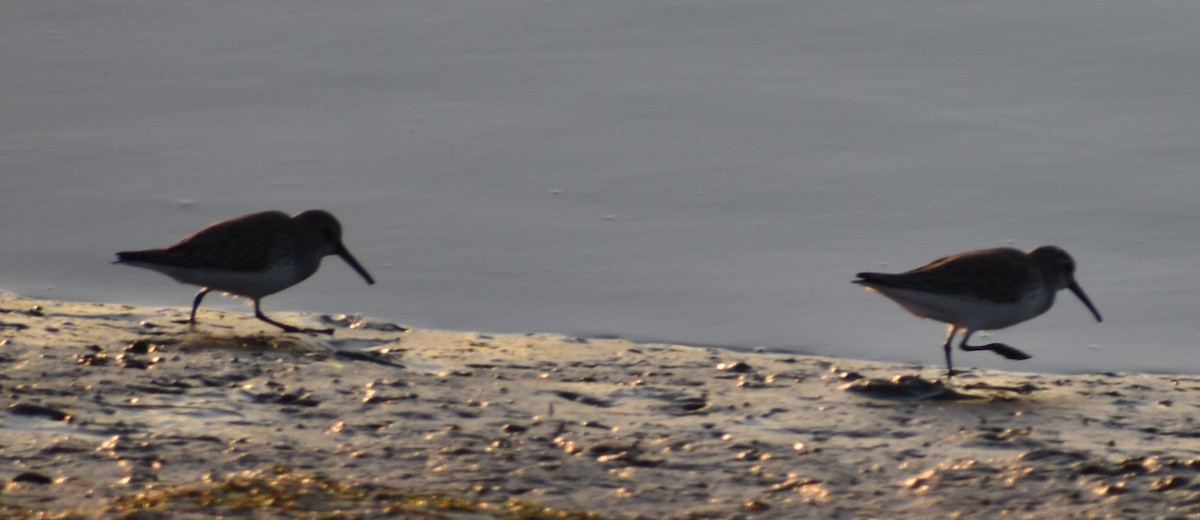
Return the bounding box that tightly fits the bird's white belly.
[131,262,306,299]
[871,287,1054,331]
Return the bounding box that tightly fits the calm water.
[3,1,1199,373]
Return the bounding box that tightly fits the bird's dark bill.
[335,245,375,285]
[1068,281,1102,322]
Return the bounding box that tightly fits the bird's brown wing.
[116,211,290,272]
[855,248,1037,303]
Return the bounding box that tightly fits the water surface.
[3,1,1198,373]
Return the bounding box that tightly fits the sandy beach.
[1,292,1198,519]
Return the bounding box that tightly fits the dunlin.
[116,209,375,334]
[854,245,1102,377]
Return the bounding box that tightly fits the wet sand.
[1,292,1198,518]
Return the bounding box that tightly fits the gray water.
[4,1,1198,374]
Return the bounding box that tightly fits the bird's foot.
[984,343,1032,360]
[274,324,335,335]
[257,314,334,335]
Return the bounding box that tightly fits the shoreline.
[1,292,1198,518]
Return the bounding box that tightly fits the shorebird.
[853,245,1102,377]
[116,209,375,334]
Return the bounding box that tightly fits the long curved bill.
[1067,280,1102,322]
[335,244,376,285]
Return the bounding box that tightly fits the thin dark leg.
[941,326,958,378]
[186,288,211,325]
[253,299,300,332]
[958,331,1031,361]
[252,299,333,335]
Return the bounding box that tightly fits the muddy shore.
[1,292,1198,518]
